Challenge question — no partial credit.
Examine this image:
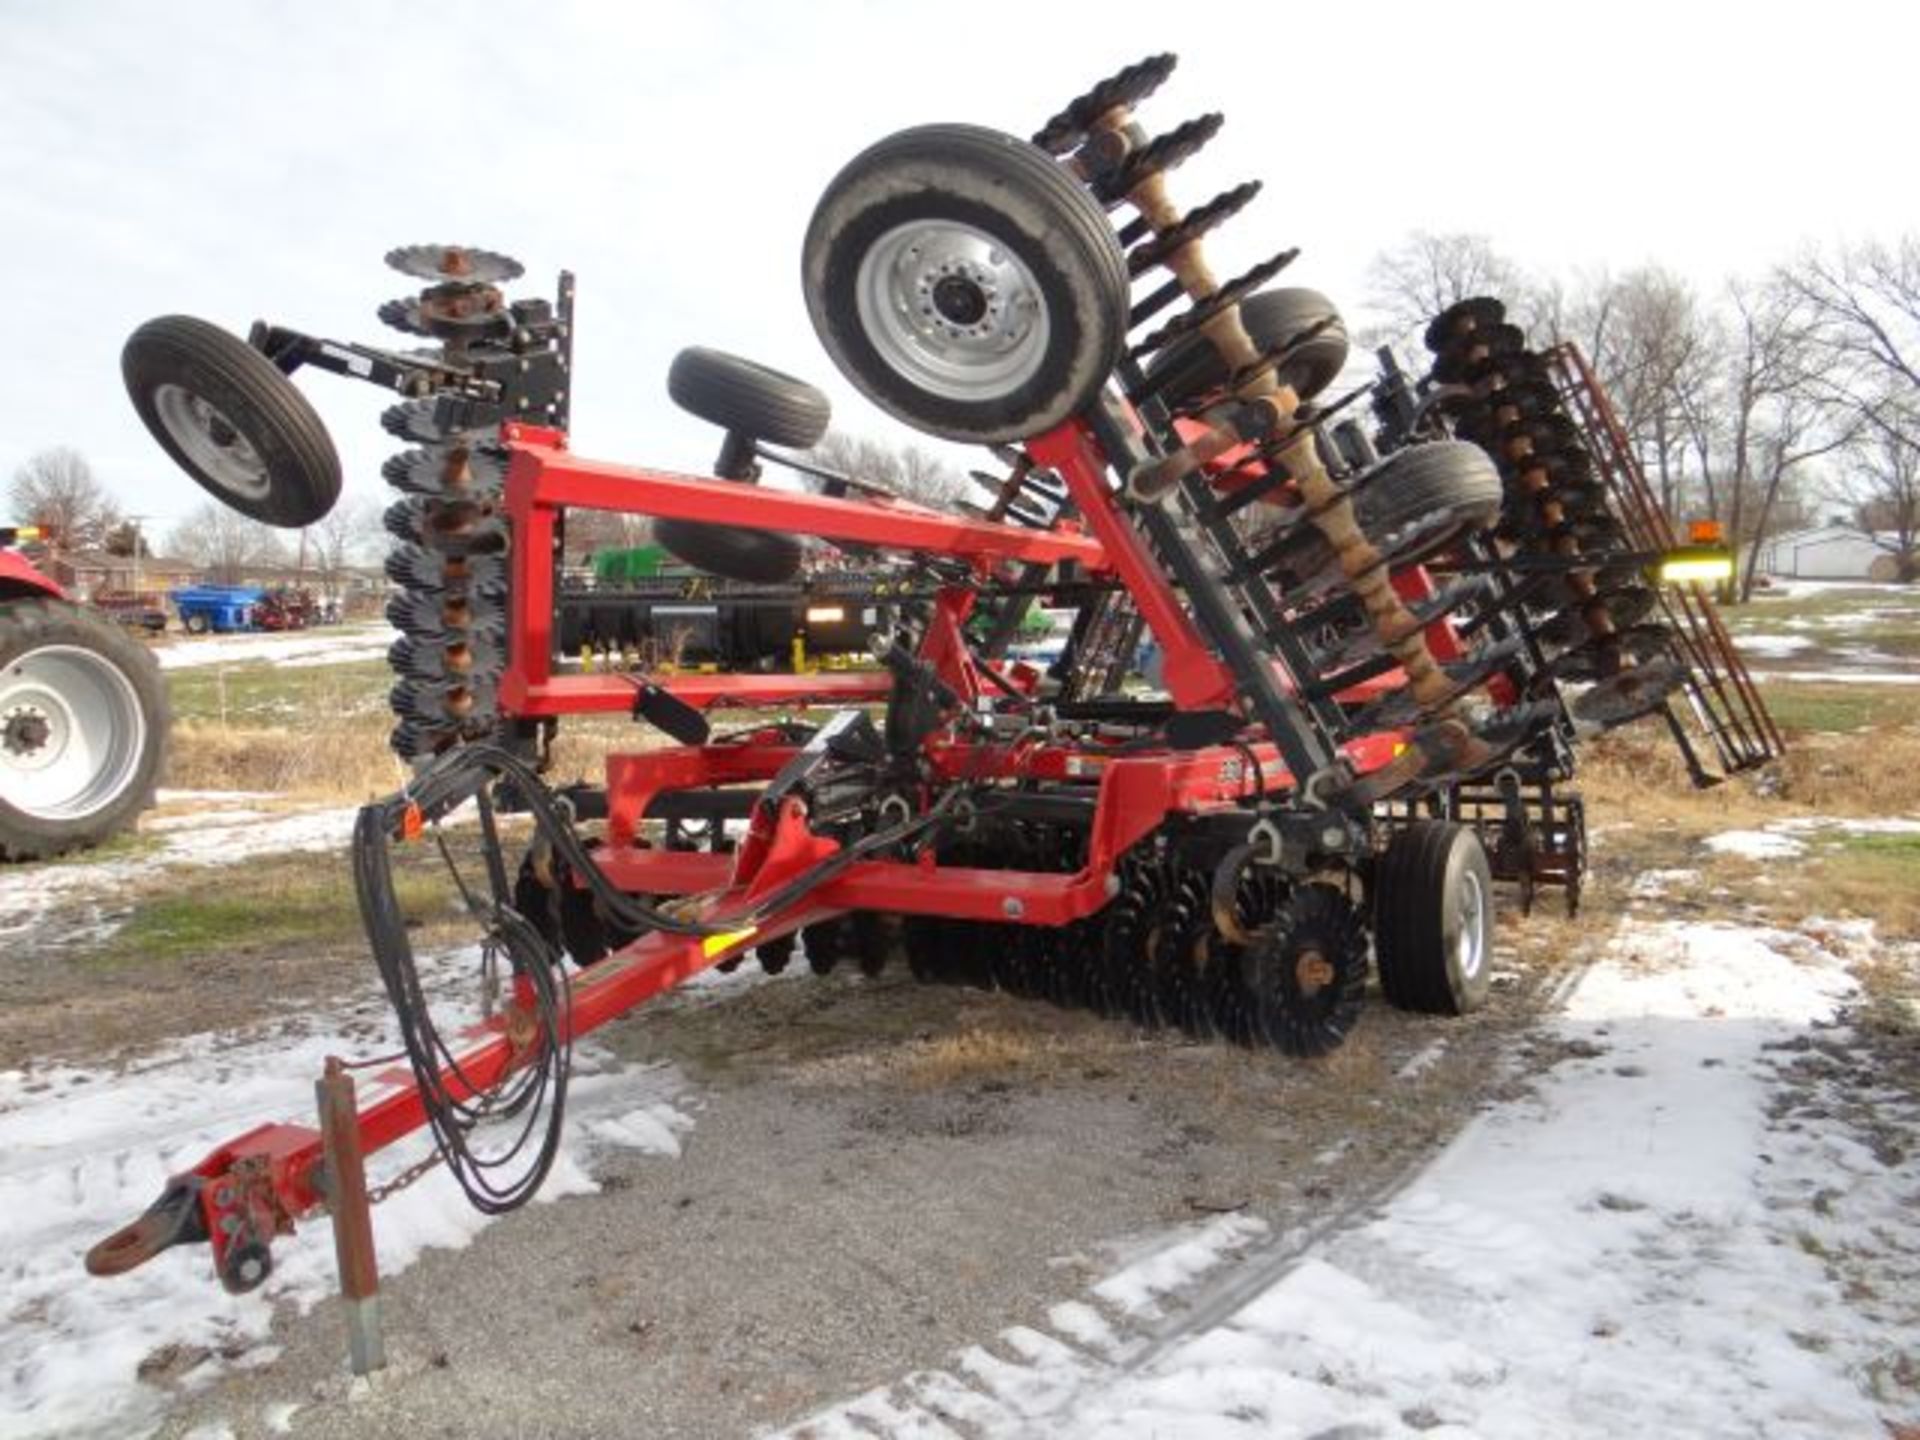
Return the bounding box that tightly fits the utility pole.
[123,514,156,599]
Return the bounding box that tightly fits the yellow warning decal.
[701,926,758,959]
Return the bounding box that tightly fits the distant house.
[47,549,200,599]
[1755,526,1904,582]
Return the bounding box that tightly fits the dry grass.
[902,1026,1049,1088]
[166,719,406,802]
[1578,719,1920,841]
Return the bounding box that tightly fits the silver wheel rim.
[854,220,1050,402]
[1454,867,1488,982]
[153,383,272,501]
[0,644,149,823]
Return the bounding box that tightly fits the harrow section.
[97,51,1777,1315]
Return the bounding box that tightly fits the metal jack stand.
[316,1058,387,1377]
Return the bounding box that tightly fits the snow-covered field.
[0,795,360,954]
[151,627,394,673]
[0,944,695,1440]
[777,886,1920,1437]
[6,805,1918,1437]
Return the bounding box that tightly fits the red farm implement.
[92,53,1775,1327]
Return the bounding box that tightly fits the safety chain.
[368,1149,443,1205]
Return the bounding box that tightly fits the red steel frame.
[90,414,1426,1290]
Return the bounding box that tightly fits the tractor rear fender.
[0,550,64,600]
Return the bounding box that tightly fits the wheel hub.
[855,220,1051,402]
[1294,947,1333,996]
[153,383,272,501]
[931,273,990,328]
[2,705,52,759]
[0,643,148,820]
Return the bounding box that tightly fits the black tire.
[1141,287,1351,408]
[667,347,831,447]
[0,598,169,862]
[653,519,803,584]
[802,123,1129,444]
[122,315,341,527]
[1373,821,1494,1016]
[1274,440,1502,586]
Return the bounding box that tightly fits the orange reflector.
[399,804,424,843]
[1688,518,1724,544]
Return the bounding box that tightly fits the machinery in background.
[0,526,169,860]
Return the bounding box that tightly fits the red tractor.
[0,528,169,860]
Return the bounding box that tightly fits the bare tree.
[1826,428,1920,582]
[806,431,966,510]
[1583,268,1714,517]
[1712,279,1858,600]
[1364,231,1525,347]
[1781,236,1920,450]
[167,501,287,585]
[8,448,122,556]
[306,495,387,603]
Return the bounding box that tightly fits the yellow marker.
[701,926,758,959]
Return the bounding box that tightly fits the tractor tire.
[1372,821,1494,1016]
[803,123,1129,443]
[1141,287,1350,407]
[667,347,832,448]
[123,315,341,528]
[0,598,169,862]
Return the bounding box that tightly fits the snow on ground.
[1706,829,1810,860]
[776,914,1919,1438]
[1746,669,1920,685]
[151,627,394,673]
[1706,815,1920,862]
[0,796,359,952]
[0,943,697,1440]
[1733,632,1815,658]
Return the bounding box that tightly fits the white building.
[1755,525,1903,582]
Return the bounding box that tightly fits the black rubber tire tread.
[122,315,341,527]
[653,519,803,584]
[667,347,831,448]
[0,598,169,861]
[1278,439,1502,586]
[802,123,1129,444]
[1372,820,1495,1016]
[1141,287,1349,407]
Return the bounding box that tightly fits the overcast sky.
[1,0,1911,543]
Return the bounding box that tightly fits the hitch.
[84,1175,209,1278]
